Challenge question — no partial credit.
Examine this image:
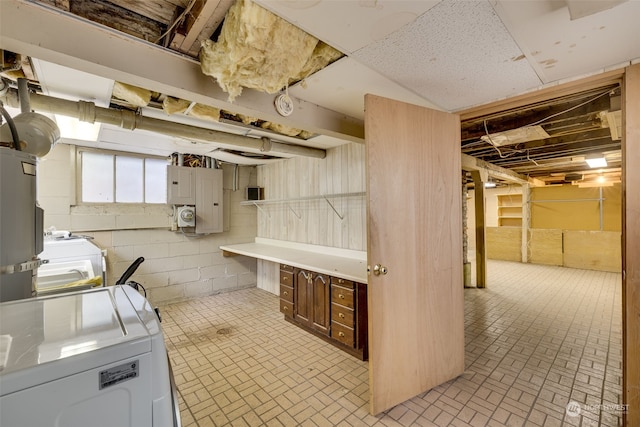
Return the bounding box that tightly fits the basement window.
[79,149,167,204]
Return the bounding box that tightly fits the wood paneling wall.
[257,143,366,250]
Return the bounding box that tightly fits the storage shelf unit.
[497,194,523,227]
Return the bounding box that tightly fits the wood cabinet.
[294,268,330,335]
[279,264,294,319]
[279,264,368,360]
[330,277,368,360]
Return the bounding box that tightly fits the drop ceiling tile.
[494,0,640,84]
[31,59,114,107]
[289,57,439,120]
[352,0,542,111]
[254,0,440,54]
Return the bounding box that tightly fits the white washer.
[0,285,180,427]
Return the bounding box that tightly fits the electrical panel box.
[167,166,223,234]
[195,168,223,234]
[167,166,196,205]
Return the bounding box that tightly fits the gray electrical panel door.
[196,168,223,234]
[166,166,195,205]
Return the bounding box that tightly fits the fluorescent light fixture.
[55,115,101,141]
[484,182,496,188]
[585,157,607,168]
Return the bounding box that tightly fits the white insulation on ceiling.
[200,0,342,101]
[111,81,151,107]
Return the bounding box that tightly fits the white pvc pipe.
[2,88,326,159]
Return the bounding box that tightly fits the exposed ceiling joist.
[171,0,232,56]
[0,0,364,144]
[461,153,539,186]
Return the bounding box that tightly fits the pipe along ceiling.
[1,88,326,159]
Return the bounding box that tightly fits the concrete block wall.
[37,143,258,305]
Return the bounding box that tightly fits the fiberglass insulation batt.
[200,0,341,101]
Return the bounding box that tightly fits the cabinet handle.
[283,277,288,281]
[338,332,345,337]
[338,294,345,299]
[338,313,345,318]
[283,306,288,311]
[338,278,344,284]
[283,291,288,296]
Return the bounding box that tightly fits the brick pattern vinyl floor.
[161,261,622,426]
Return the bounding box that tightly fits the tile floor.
[161,260,623,426]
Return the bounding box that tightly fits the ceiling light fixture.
[585,156,607,168]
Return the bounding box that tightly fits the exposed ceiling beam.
[173,0,231,56]
[461,153,538,185]
[0,0,364,143]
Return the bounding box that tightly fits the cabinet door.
[310,273,330,335]
[294,269,310,324]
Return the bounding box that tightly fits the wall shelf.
[497,194,523,227]
[240,192,365,220]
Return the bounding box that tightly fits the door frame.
[459,65,639,426]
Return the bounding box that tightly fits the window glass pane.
[82,152,113,202]
[115,156,143,203]
[145,158,167,203]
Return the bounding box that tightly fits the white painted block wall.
[37,143,258,305]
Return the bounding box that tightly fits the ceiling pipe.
[17,78,30,113]
[1,88,326,159]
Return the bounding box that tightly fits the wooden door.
[310,273,330,334]
[365,94,465,415]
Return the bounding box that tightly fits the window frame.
[75,146,168,206]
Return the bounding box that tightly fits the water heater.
[0,147,43,302]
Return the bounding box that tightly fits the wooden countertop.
[220,239,368,283]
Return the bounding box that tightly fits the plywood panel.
[563,230,621,272]
[530,184,621,231]
[529,229,563,266]
[623,63,640,425]
[486,227,521,262]
[365,95,464,415]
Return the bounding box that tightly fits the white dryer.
[0,285,180,427]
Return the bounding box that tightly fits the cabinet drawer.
[331,322,355,347]
[280,264,294,273]
[280,299,294,316]
[331,285,354,309]
[280,284,293,303]
[331,277,354,289]
[331,303,354,326]
[280,271,293,286]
